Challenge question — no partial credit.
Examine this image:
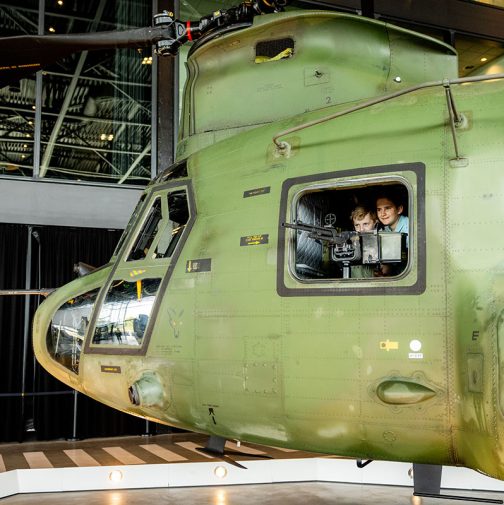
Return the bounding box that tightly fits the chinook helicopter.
[4,0,504,499]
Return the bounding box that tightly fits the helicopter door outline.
[276,162,426,297]
[288,176,411,281]
[83,180,197,356]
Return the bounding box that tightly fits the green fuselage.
[32,10,504,480]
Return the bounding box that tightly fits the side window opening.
[153,190,189,259]
[126,189,190,262]
[288,182,409,281]
[127,198,162,261]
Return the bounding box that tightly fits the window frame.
[84,180,196,356]
[276,163,426,297]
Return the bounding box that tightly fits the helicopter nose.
[33,273,107,388]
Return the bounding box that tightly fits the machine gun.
[282,221,355,245]
[282,221,362,278]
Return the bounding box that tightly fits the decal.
[243,186,271,198]
[167,308,184,338]
[129,269,146,278]
[101,365,121,374]
[380,340,399,351]
[409,353,424,359]
[409,339,422,352]
[186,258,212,273]
[240,234,269,246]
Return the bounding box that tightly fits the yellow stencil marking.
[380,340,399,351]
[136,280,142,301]
[129,269,146,278]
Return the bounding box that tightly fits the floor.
[2,434,504,504]
[1,481,503,505]
[0,432,309,472]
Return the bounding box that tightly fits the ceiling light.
[25,133,31,138]
[393,76,402,83]
[31,105,36,110]
[480,57,488,62]
[107,134,114,141]
[57,0,64,5]
[23,144,28,148]
[21,155,26,159]
[28,120,33,125]
[48,27,56,33]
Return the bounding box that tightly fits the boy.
[350,205,378,278]
[351,205,378,232]
[376,193,409,234]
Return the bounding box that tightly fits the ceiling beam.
[318,0,504,41]
[39,0,108,178]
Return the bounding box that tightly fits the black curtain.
[0,223,146,442]
[0,225,28,441]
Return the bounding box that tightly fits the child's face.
[353,213,376,232]
[376,198,403,230]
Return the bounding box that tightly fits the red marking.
[186,21,192,41]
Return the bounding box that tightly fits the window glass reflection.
[46,288,100,374]
[92,278,161,346]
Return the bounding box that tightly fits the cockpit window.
[92,278,161,347]
[46,288,100,374]
[127,198,162,261]
[126,189,189,261]
[153,190,189,259]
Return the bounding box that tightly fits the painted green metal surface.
[32,10,504,481]
[177,10,457,159]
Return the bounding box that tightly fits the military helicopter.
[5,0,504,499]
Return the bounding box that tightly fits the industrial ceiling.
[0,0,503,184]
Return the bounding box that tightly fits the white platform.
[2,457,504,500]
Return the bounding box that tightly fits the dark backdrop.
[0,223,149,442]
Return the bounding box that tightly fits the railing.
[272,73,504,156]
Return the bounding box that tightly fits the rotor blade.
[0,26,168,86]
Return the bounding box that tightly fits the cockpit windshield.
[46,288,100,374]
[92,278,161,347]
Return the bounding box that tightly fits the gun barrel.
[282,221,341,242]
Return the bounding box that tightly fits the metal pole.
[21,226,33,433]
[143,419,151,437]
[155,0,179,175]
[33,0,44,178]
[68,389,79,441]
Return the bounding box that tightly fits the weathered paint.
[32,11,504,480]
